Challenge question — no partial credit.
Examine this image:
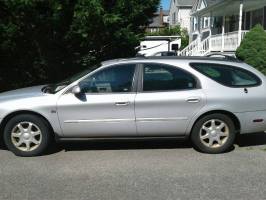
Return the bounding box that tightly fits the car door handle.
[186,97,200,103]
[115,102,130,106]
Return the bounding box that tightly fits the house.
[169,0,195,32]
[190,0,220,42]
[180,0,266,56]
[146,7,169,33]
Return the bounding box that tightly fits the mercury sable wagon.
[0,56,266,156]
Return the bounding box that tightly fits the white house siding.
[177,8,192,32]
[169,0,177,26]
[169,0,194,31]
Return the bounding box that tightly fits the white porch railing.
[179,36,211,56]
[211,30,249,52]
[179,39,199,56]
[209,33,222,52]
[179,30,249,56]
[198,37,210,56]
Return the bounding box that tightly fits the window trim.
[190,62,262,88]
[78,63,139,94]
[138,63,201,93]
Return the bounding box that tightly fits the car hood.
[0,85,46,102]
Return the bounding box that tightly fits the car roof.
[97,56,263,82]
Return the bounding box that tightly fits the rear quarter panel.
[183,61,266,135]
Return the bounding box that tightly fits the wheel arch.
[0,110,55,142]
[189,110,241,136]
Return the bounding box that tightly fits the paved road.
[1,133,266,200]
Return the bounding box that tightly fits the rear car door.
[134,63,206,136]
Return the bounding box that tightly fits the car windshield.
[43,64,101,94]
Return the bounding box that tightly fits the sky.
[161,0,170,10]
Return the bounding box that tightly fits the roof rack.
[103,54,243,64]
[142,56,243,62]
[205,53,241,62]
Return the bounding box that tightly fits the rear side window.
[142,63,198,91]
[190,63,261,87]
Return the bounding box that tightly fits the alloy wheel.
[10,122,42,152]
[199,119,229,148]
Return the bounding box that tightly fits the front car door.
[135,63,206,136]
[57,63,138,137]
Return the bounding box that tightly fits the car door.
[57,63,138,137]
[135,63,206,136]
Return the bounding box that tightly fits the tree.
[0,0,159,91]
[145,25,189,49]
[236,24,266,74]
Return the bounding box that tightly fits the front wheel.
[191,114,236,154]
[3,114,51,157]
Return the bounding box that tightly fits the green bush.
[0,0,159,92]
[236,24,266,74]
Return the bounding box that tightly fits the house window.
[264,6,266,29]
[202,31,210,40]
[192,34,198,41]
[242,11,245,30]
[204,17,209,28]
[228,15,238,32]
[251,8,263,28]
[172,12,176,24]
[193,17,198,31]
[212,16,223,34]
[245,11,251,30]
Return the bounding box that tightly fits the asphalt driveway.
[1,133,266,200]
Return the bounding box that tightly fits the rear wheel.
[3,114,51,157]
[191,113,236,154]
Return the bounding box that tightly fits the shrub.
[236,24,266,74]
[0,0,159,92]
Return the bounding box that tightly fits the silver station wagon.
[1,56,266,156]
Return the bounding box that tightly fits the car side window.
[191,63,261,87]
[142,63,198,92]
[79,64,136,93]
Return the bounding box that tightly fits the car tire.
[191,113,236,154]
[3,114,52,157]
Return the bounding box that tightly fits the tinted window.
[191,63,261,87]
[80,64,135,93]
[143,64,198,91]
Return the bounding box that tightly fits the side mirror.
[71,85,81,95]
